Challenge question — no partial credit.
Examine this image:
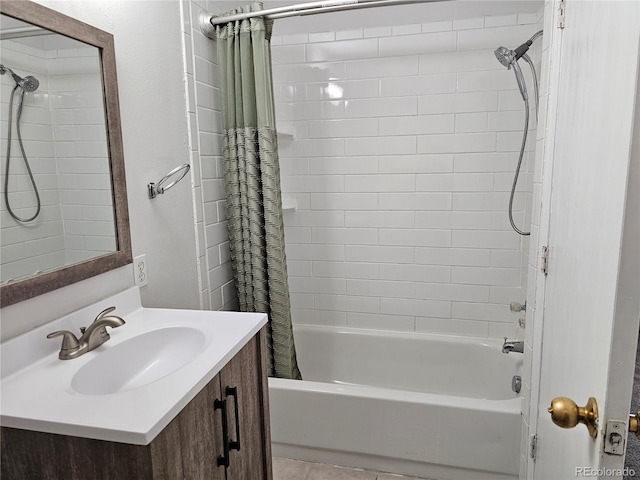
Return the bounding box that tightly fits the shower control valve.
[510,301,526,312]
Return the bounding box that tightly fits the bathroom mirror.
[0,1,131,307]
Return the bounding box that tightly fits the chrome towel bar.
[148,164,190,199]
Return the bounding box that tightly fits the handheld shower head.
[494,47,528,101]
[494,30,544,68]
[494,46,515,69]
[16,75,39,92]
[0,64,39,92]
[494,31,543,102]
[495,31,543,68]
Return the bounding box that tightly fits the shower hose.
[509,98,530,236]
[4,84,41,223]
[508,53,539,237]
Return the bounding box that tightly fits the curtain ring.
[148,164,191,199]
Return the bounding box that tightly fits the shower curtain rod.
[200,0,446,35]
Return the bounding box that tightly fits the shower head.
[494,47,528,101]
[17,75,39,92]
[494,31,543,102]
[495,30,543,69]
[494,46,515,69]
[0,64,39,92]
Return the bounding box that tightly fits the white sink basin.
[0,287,267,445]
[71,327,206,395]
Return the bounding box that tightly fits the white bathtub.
[269,325,523,480]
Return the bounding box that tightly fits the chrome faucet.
[47,307,125,360]
[502,337,524,354]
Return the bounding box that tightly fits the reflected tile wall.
[0,40,113,282]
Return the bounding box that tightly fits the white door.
[533,1,640,479]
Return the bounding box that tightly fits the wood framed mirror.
[0,1,131,307]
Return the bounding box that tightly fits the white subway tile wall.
[520,7,546,478]
[182,0,238,311]
[1,40,114,283]
[273,14,540,338]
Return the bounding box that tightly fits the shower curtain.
[215,3,301,380]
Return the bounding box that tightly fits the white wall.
[1,0,201,340]
[273,10,541,338]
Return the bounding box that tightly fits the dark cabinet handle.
[214,398,230,468]
[225,386,241,451]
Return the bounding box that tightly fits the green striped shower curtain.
[215,3,301,380]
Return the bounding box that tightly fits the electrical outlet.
[134,254,148,287]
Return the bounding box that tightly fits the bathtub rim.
[291,323,518,349]
[289,323,524,401]
[269,377,523,413]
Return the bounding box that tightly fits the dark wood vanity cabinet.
[1,329,273,480]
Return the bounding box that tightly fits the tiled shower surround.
[181,0,239,312]
[0,40,113,283]
[273,13,541,338]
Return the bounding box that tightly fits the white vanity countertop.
[0,287,267,445]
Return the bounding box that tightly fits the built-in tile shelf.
[282,196,297,212]
[277,127,294,141]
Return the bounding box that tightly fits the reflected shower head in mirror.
[0,64,39,92]
[2,63,42,224]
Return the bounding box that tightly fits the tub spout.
[502,338,524,354]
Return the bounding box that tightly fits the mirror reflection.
[0,15,116,285]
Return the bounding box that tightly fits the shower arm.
[529,30,543,44]
[513,30,544,61]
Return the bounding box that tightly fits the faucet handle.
[92,307,124,340]
[46,330,80,351]
[95,306,117,322]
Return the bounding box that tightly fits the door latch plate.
[604,420,626,455]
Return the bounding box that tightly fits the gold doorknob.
[630,412,640,439]
[548,397,598,438]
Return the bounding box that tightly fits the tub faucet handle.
[510,301,526,312]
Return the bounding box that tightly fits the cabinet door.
[220,331,272,480]
[178,374,226,480]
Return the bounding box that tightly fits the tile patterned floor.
[273,457,426,480]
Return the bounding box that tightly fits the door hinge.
[604,420,626,456]
[530,434,538,460]
[557,0,566,29]
[541,246,549,275]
